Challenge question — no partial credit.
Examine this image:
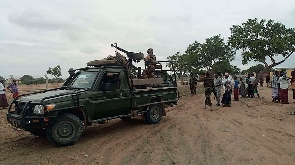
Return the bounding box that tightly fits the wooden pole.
[45,74,48,90]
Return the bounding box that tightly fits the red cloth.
[13,92,19,99]
[0,94,9,107]
[279,89,288,103]
[234,88,239,101]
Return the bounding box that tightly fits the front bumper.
[7,113,56,131]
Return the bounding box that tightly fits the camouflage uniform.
[189,75,197,94]
[142,48,156,79]
[204,75,215,107]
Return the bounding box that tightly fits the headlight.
[33,105,44,114]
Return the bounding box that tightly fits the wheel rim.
[57,122,74,138]
[151,106,160,119]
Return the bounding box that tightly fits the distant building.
[270,68,295,78]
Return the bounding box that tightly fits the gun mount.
[111,43,144,62]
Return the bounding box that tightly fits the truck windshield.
[68,71,98,89]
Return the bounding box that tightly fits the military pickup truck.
[7,44,178,147]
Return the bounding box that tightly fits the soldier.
[142,48,157,78]
[203,71,215,110]
[214,73,222,106]
[189,73,197,94]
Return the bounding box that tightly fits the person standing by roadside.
[271,71,280,102]
[239,77,246,98]
[214,73,223,106]
[291,70,295,103]
[203,71,215,110]
[0,79,9,109]
[233,76,239,101]
[266,74,270,87]
[248,74,256,98]
[259,76,264,87]
[7,79,19,99]
[189,73,197,95]
[278,72,290,104]
[221,81,232,107]
[222,73,233,93]
[246,74,251,97]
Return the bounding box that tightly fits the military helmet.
[147,48,153,54]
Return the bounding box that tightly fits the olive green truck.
[7,45,178,147]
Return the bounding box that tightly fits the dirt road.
[1,84,295,165]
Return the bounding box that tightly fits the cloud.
[8,10,73,31]
[79,46,98,54]
[1,0,295,79]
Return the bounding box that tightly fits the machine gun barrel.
[111,43,131,55]
[111,43,144,61]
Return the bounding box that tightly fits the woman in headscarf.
[239,77,246,98]
[0,79,9,109]
[278,71,290,104]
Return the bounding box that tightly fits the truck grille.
[16,102,33,116]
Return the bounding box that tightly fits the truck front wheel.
[46,113,84,147]
[144,104,163,124]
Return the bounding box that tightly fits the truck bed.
[132,86,178,108]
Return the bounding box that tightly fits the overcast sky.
[0,0,295,79]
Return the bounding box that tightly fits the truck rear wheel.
[46,113,83,147]
[144,104,163,124]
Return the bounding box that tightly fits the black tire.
[144,104,163,124]
[46,113,83,147]
[28,127,46,137]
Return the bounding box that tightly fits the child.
[221,81,232,107]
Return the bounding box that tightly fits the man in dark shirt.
[204,71,215,110]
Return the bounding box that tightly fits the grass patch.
[177,84,205,97]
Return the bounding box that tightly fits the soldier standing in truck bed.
[204,71,215,110]
[142,48,156,78]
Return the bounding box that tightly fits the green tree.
[20,75,34,85]
[46,65,62,84]
[232,66,241,75]
[167,52,190,84]
[35,77,46,84]
[185,35,235,75]
[199,35,235,72]
[228,18,295,83]
[211,61,241,75]
[184,41,203,71]
[245,64,265,75]
[212,61,233,75]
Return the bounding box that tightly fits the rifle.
[111,43,144,62]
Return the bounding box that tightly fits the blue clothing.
[234,80,239,89]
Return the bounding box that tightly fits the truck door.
[91,69,132,119]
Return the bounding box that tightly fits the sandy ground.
[0,83,295,165]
